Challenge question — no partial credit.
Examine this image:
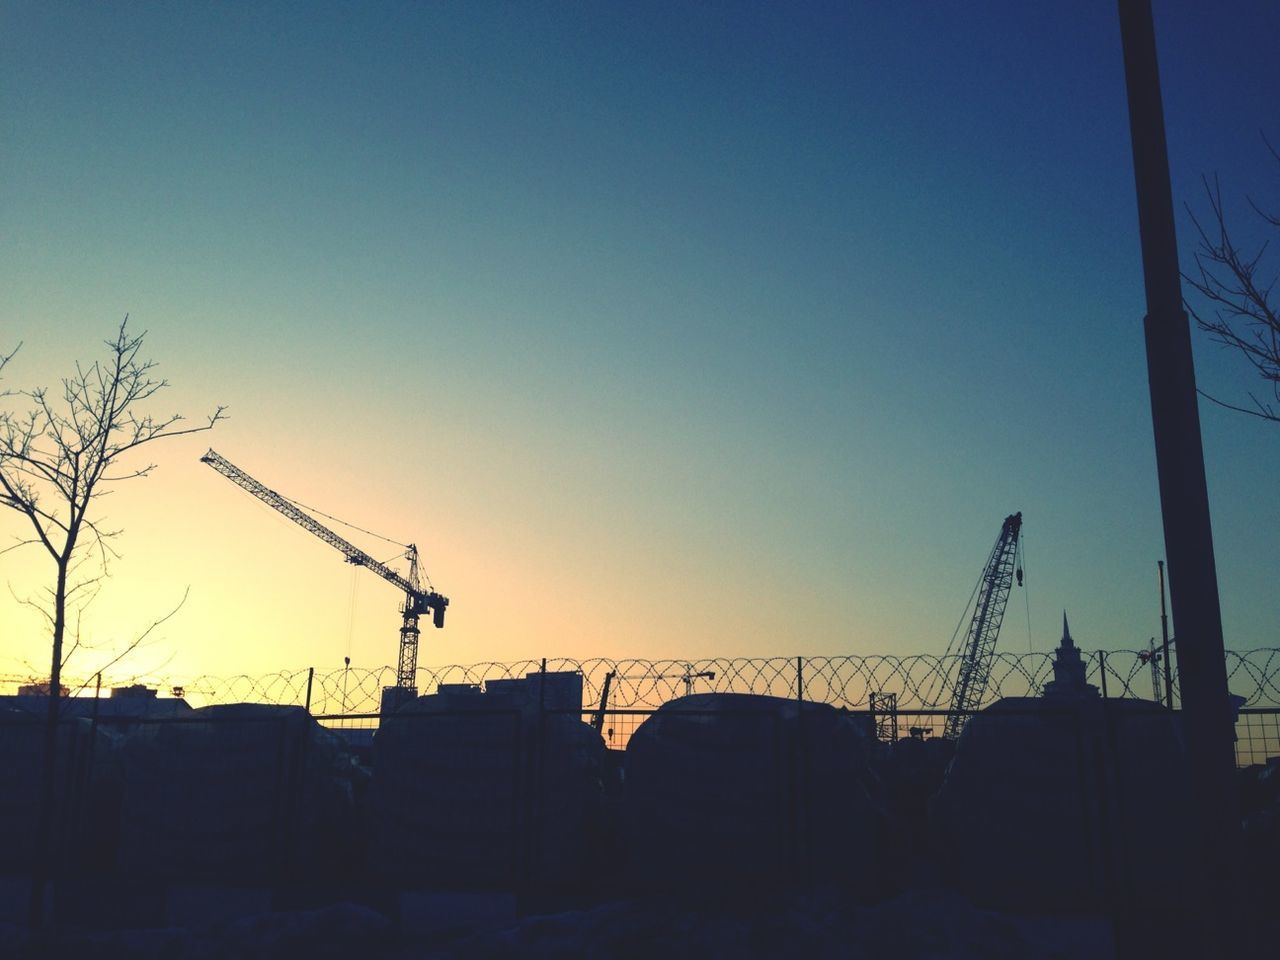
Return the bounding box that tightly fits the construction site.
[6,0,1280,954]
[2,453,1277,958]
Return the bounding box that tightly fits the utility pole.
[1116,0,1239,949]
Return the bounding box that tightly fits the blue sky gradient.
[2,2,1277,682]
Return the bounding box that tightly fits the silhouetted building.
[111,684,158,699]
[17,682,68,696]
[1042,612,1098,699]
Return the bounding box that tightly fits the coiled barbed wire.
[9,648,1276,714]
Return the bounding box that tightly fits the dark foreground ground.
[0,886,1118,960]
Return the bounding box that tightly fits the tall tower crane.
[941,511,1023,739]
[200,449,448,697]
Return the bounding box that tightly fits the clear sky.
[2,1,1277,687]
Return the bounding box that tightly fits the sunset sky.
[2,1,1277,688]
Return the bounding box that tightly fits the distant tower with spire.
[1043,611,1099,699]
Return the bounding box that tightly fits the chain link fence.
[1,663,1277,944]
[3,698,1274,936]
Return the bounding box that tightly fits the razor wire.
[10,647,1277,713]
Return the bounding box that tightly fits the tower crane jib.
[200,449,448,692]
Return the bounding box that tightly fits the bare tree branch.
[68,587,190,696]
[1183,139,1280,425]
[0,342,18,383]
[1,318,223,921]
[2,318,223,597]
[0,537,40,557]
[1196,388,1278,422]
[7,583,54,630]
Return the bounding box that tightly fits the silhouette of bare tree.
[0,317,224,924]
[1184,138,1280,424]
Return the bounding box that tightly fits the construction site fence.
[10,646,1276,715]
[1,702,1275,941]
[315,704,1279,769]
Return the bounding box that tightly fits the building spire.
[1043,608,1097,699]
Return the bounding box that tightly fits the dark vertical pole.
[1116,0,1239,946]
[304,666,315,714]
[533,657,547,891]
[592,670,613,734]
[88,673,102,797]
[79,672,103,870]
[793,656,805,883]
[1158,560,1174,709]
[1098,651,1109,699]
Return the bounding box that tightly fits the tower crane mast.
[200,449,448,693]
[943,511,1023,739]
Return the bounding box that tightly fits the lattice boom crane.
[201,449,448,692]
[943,511,1023,739]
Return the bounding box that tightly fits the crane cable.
[264,488,429,650]
[924,569,984,707]
[346,565,359,661]
[942,572,982,661]
[280,490,435,588]
[281,496,435,589]
[378,548,435,593]
[1020,534,1033,653]
[278,493,410,549]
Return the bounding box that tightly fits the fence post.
[79,672,103,860]
[529,657,547,898]
[794,656,806,884]
[1098,651,1109,699]
[304,666,314,713]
